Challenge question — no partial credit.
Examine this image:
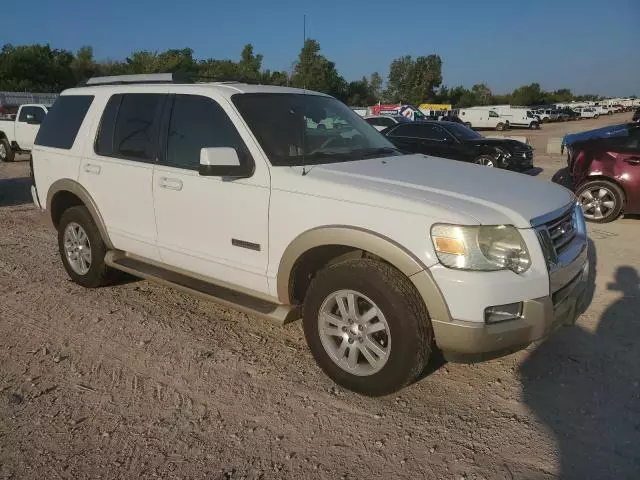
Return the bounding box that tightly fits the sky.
[3,0,639,96]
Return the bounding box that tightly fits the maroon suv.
[567,123,640,223]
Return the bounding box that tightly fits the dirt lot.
[1,117,639,479]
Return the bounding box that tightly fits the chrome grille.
[513,147,533,162]
[535,207,577,266]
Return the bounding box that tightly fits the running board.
[104,251,299,325]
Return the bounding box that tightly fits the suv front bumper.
[430,262,587,361]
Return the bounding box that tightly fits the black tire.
[576,180,625,223]
[302,258,433,396]
[496,122,505,131]
[464,122,472,129]
[57,205,114,288]
[594,115,599,119]
[529,121,539,130]
[0,138,14,162]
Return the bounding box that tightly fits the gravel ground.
[1,140,639,479]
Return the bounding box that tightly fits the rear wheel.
[464,122,472,129]
[0,138,14,162]
[529,121,540,130]
[58,206,115,287]
[496,122,505,131]
[577,180,624,223]
[302,258,433,396]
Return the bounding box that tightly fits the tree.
[471,83,492,105]
[369,72,383,102]
[510,83,544,106]
[551,88,573,103]
[0,43,75,92]
[238,44,263,81]
[291,39,347,99]
[385,54,443,104]
[70,46,96,82]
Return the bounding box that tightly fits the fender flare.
[276,226,451,322]
[46,179,114,249]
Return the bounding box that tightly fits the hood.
[279,154,574,229]
[563,123,631,146]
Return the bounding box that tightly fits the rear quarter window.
[35,95,94,150]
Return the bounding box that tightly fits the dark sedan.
[382,121,534,171]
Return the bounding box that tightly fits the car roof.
[60,82,331,100]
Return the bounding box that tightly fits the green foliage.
[385,54,443,104]
[0,41,627,108]
[0,44,75,92]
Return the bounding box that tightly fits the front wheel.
[303,258,433,396]
[0,138,14,162]
[474,155,496,167]
[576,180,625,223]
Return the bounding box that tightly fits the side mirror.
[199,147,253,178]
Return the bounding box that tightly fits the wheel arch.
[46,179,113,249]
[277,226,451,324]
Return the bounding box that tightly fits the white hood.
[275,154,574,229]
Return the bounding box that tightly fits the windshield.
[232,93,398,166]
[444,122,483,141]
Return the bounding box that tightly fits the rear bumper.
[431,261,588,362]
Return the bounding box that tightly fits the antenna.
[301,14,308,176]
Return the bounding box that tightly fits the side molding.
[277,226,427,305]
[46,179,114,249]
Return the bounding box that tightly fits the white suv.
[31,74,589,396]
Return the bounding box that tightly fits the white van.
[490,107,540,129]
[458,108,508,131]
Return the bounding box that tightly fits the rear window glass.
[35,95,94,149]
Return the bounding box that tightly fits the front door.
[152,93,270,295]
[79,92,167,261]
[16,106,47,150]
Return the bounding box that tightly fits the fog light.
[485,302,523,324]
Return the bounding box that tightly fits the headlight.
[495,147,511,158]
[431,224,531,274]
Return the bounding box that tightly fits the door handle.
[83,163,101,174]
[158,177,183,191]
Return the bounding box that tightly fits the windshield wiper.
[353,147,402,158]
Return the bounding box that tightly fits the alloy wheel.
[0,143,6,160]
[317,289,391,376]
[63,222,92,275]
[579,187,616,220]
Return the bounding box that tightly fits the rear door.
[79,91,167,261]
[15,106,47,150]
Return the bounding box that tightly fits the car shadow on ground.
[0,177,32,207]
[551,166,573,189]
[520,240,640,478]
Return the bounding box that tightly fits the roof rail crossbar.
[79,72,193,87]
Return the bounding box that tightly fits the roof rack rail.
[78,72,193,87]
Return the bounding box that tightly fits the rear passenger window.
[95,93,164,161]
[35,95,94,150]
[164,94,248,170]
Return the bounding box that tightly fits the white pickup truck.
[0,104,51,162]
[31,74,589,396]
